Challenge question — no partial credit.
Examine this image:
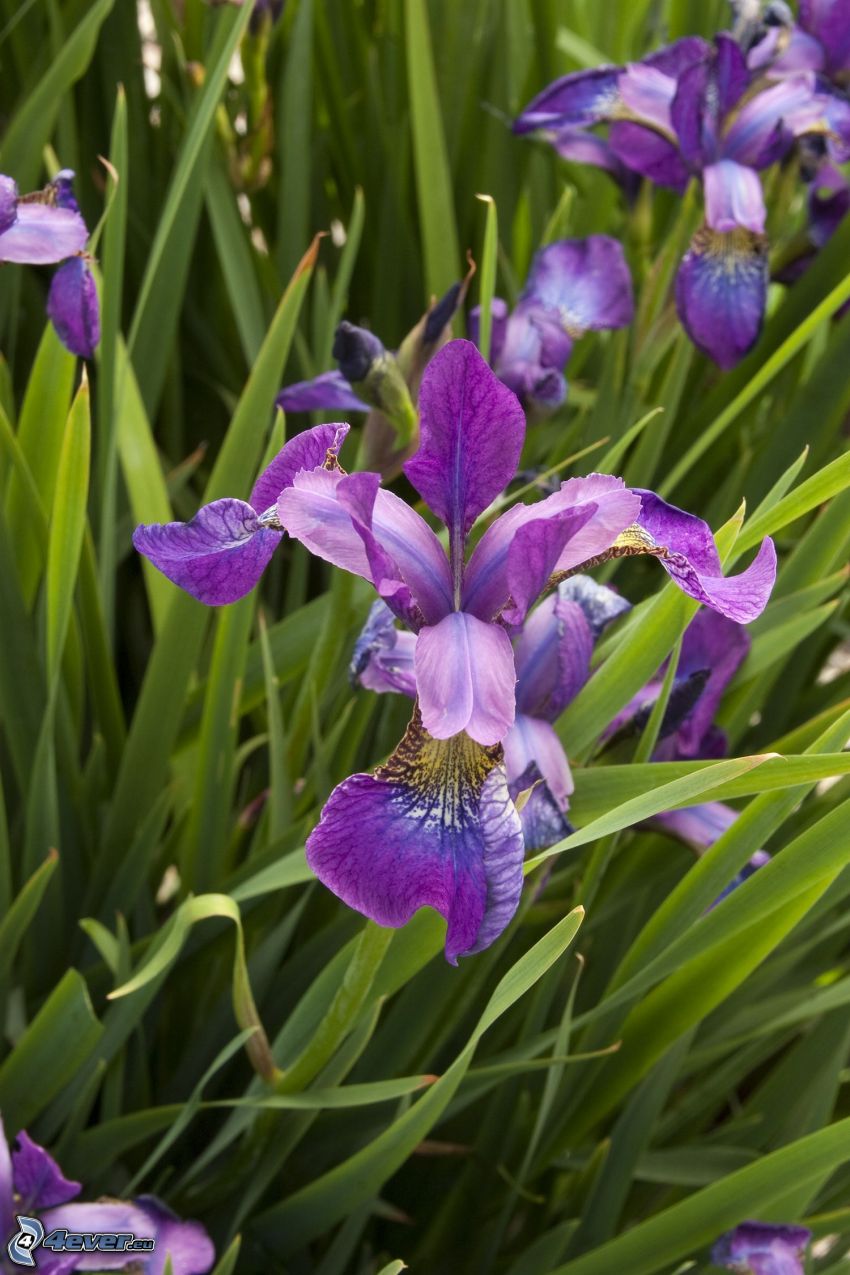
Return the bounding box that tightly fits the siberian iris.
[134,339,776,961]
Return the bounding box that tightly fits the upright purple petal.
[801,0,850,72]
[133,499,282,606]
[634,489,777,623]
[618,63,677,131]
[503,713,573,808]
[712,1221,811,1275]
[11,1131,80,1209]
[46,257,100,358]
[0,203,88,264]
[521,237,634,333]
[608,121,691,191]
[645,36,711,79]
[415,611,516,745]
[276,369,370,415]
[704,160,767,233]
[463,475,640,622]
[351,601,418,696]
[249,421,349,513]
[514,66,623,134]
[503,506,597,624]
[404,340,526,555]
[278,468,454,624]
[723,74,821,167]
[514,589,594,721]
[306,707,525,963]
[671,57,713,168]
[675,225,769,369]
[714,32,750,116]
[0,175,17,234]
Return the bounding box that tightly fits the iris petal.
[415,611,516,745]
[46,257,100,358]
[306,707,525,963]
[250,422,349,515]
[275,369,370,414]
[0,202,88,264]
[521,237,634,333]
[11,1130,81,1210]
[675,224,769,369]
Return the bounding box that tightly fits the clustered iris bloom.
[515,22,850,367]
[712,1219,813,1273]
[0,1116,213,1274]
[467,236,634,414]
[0,170,100,359]
[134,339,776,962]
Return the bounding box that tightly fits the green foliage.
[2,1,850,1272]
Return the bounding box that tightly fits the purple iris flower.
[134,339,776,961]
[0,1117,213,1274]
[0,169,99,359]
[712,1220,813,1274]
[468,237,634,414]
[515,32,850,367]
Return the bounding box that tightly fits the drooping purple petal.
[675,225,769,369]
[552,129,642,194]
[723,73,822,167]
[0,202,88,264]
[618,63,677,131]
[514,589,593,721]
[404,340,525,555]
[415,611,516,745]
[11,1130,81,1210]
[468,297,509,365]
[521,237,634,333]
[350,599,418,697]
[133,1195,216,1275]
[463,475,641,622]
[712,1221,812,1275]
[801,0,850,72]
[278,468,454,624]
[276,369,370,415]
[674,609,750,755]
[634,489,777,623]
[249,421,349,513]
[39,1197,214,1274]
[503,713,573,809]
[703,160,766,234]
[514,66,623,134]
[46,256,100,358]
[132,499,282,606]
[0,175,17,234]
[306,707,525,963]
[492,306,572,411]
[608,121,691,191]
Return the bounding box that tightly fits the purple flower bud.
[332,320,386,384]
[0,175,17,235]
[712,1220,812,1274]
[51,168,80,213]
[46,257,100,358]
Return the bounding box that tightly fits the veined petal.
[503,713,573,809]
[350,599,418,697]
[0,202,87,264]
[514,65,623,133]
[404,340,525,551]
[249,421,349,514]
[0,175,17,234]
[11,1130,80,1210]
[608,121,691,191]
[132,499,282,606]
[46,257,100,358]
[722,73,820,166]
[275,369,370,414]
[521,237,634,333]
[514,588,595,720]
[503,506,597,624]
[634,489,777,623]
[463,474,640,621]
[704,160,766,233]
[306,707,525,963]
[278,468,453,623]
[618,63,677,131]
[415,611,515,745]
[675,225,769,369]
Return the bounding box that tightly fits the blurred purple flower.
[0,169,99,359]
[468,236,634,412]
[0,1116,213,1275]
[712,1220,812,1274]
[515,29,850,367]
[249,0,285,34]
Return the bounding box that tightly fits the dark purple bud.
[0,175,18,234]
[51,168,80,213]
[332,320,386,384]
[424,282,461,345]
[47,257,100,359]
[249,0,285,34]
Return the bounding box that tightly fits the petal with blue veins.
[46,257,100,358]
[634,489,777,623]
[513,590,594,721]
[514,65,623,134]
[276,369,370,415]
[0,202,88,264]
[306,707,525,963]
[415,611,516,745]
[675,225,769,369]
[11,1130,81,1210]
[521,237,634,333]
[132,499,282,606]
[712,1221,811,1275]
[503,506,597,625]
[249,422,349,515]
